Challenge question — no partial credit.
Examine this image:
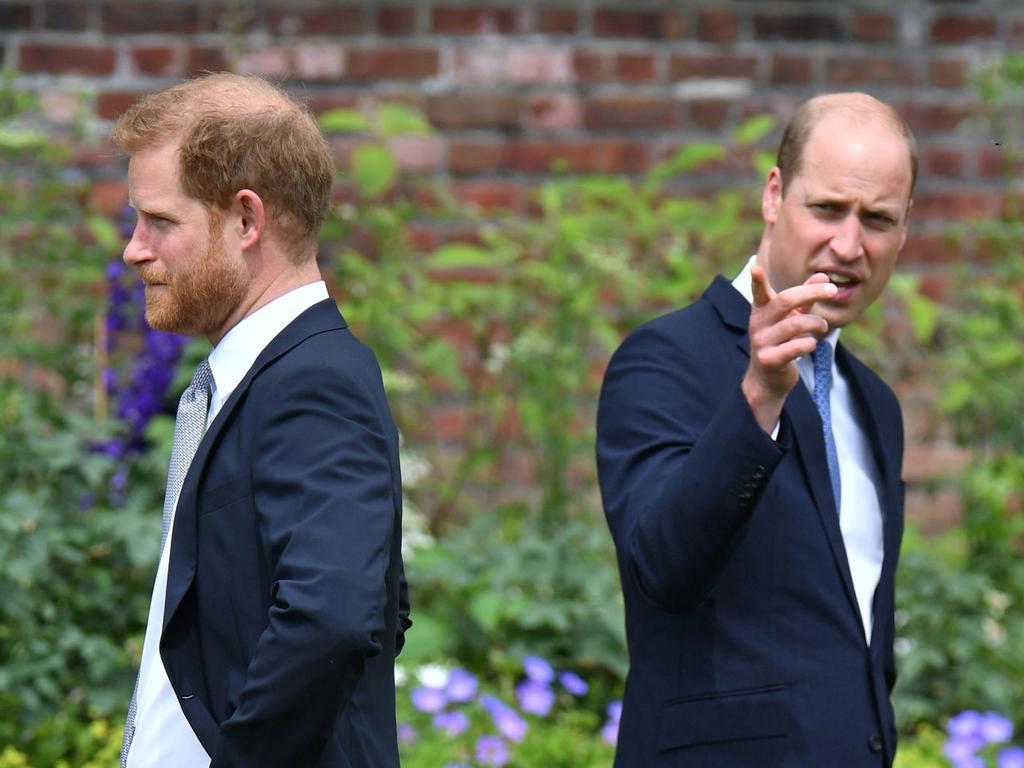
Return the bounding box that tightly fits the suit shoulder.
[610,296,733,367]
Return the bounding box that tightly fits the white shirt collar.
[207,280,330,415]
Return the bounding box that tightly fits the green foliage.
[404,507,626,680]
[0,74,166,758]
[893,723,946,768]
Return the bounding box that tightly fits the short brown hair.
[110,72,334,257]
[776,93,919,197]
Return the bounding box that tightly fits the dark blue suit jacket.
[160,299,409,767]
[597,277,905,767]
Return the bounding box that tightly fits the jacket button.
[868,733,883,753]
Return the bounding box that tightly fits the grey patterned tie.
[120,359,213,766]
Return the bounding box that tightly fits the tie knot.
[188,358,213,395]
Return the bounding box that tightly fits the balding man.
[597,93,915,766]
[113,73,409,767]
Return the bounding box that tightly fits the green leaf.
[733,114,776,147]
[317,108,371,134]
[427,243,493,269]
[86,214,120,250]
[375,103,433,137]
[468,590,505,634]
[351,143,397,198]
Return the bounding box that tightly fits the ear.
[232,189,266,251]
[898,198,913,252]
[762,166,783,226]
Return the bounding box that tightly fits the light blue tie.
[813,341,841,514]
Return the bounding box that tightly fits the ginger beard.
[138,211,247,338]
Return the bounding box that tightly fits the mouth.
[822,271,860,295]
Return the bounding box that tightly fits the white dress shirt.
[732,256,884,642]
[127,281,330,767]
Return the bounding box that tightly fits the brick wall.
[5,0,1018,527]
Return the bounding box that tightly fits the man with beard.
[113,73,409,767]
[597,93,915,766]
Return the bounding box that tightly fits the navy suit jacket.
[160,299,409,767]
[597,277,905,767]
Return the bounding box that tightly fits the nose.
[122,221,150,266]
[830,214,864,262]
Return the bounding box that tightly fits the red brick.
[294,44,345,80]
[899,232,963,264]
[753,13,842,41]
[771,54,812,84]
[89,180,129,215]
[922,146,965,177]
[573,50,611,82]
[697,9,737,43]
[527,93,581,130]
[20,43,116,76]
[130,46,178,77]
[904,102,979,132]
[593,8,673,39]
[43,2,89,30]
[689,99,730,129]
[537,7,577,34]
[96,91,142,120]
[670,54,756,80]
[304,93,360,116]
[427,93,520,130]
[911,190,994,221]
[931,15,996,43]
[187,46,228,75]
[268,5,363,35]
[102,3,198,33]
[826,57,916,86]
[405,223,439,253]
[916,273,952,303]
[930,58,968,88]
[449,141,504,174]
[976,145,1023,177]
[206,3,257,34]
[504,47,573,84]
[377,6,416,36]
[237,47,290,77]
[431,6,519,34]
[0,4,31,29]
[507,139,648,174]
[906,487,961,534]
[346,47,439,79]
[427,404,470,440]
[455,181,524,212]
[584,96,679,130]
[852,11,893,42]
[615,53,655,83]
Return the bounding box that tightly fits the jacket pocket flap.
[656,685,790,751]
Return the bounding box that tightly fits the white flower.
[894,637,915,657]
[394,664,408,687]
[416,663,451,689]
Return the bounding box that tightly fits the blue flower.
[410,686,447,713]
[475,735,509,767]
[515,679,555,716]
[445,668,478,703]
[522,654,554,684]
[999,746,1024,768]
[950,711,987,739]
[479,694,528,742]
[559,670,588,696]
[945,733,985,767]
[602,700,622,746]
[980,711,1015,744]
[433,709,469,736]
[397,723,416,744]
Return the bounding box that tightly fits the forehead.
[794,116,913,205]
[126,141,194,209]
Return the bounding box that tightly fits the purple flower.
[516,679,555,716]
[602,699,622,746]
[980,712,1015,744]
[411,686,447,713]
[433,709,469,736]
[522,654,554,684]
[475,736,509,767]
[559,670,588,696]
[945,734,985,766]
[950,711,987,740]
[445,668,478,703]
[479,694,528,742]
[397,723,416,744]
[999,747,1024,768]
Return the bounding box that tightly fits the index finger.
[750,264,774,307]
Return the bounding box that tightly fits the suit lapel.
[163,299,348,632]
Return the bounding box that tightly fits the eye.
[863,212,897,230]
[810,203,842,218]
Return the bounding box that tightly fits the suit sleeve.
[210,356,397,766]
[596,318,788,613]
